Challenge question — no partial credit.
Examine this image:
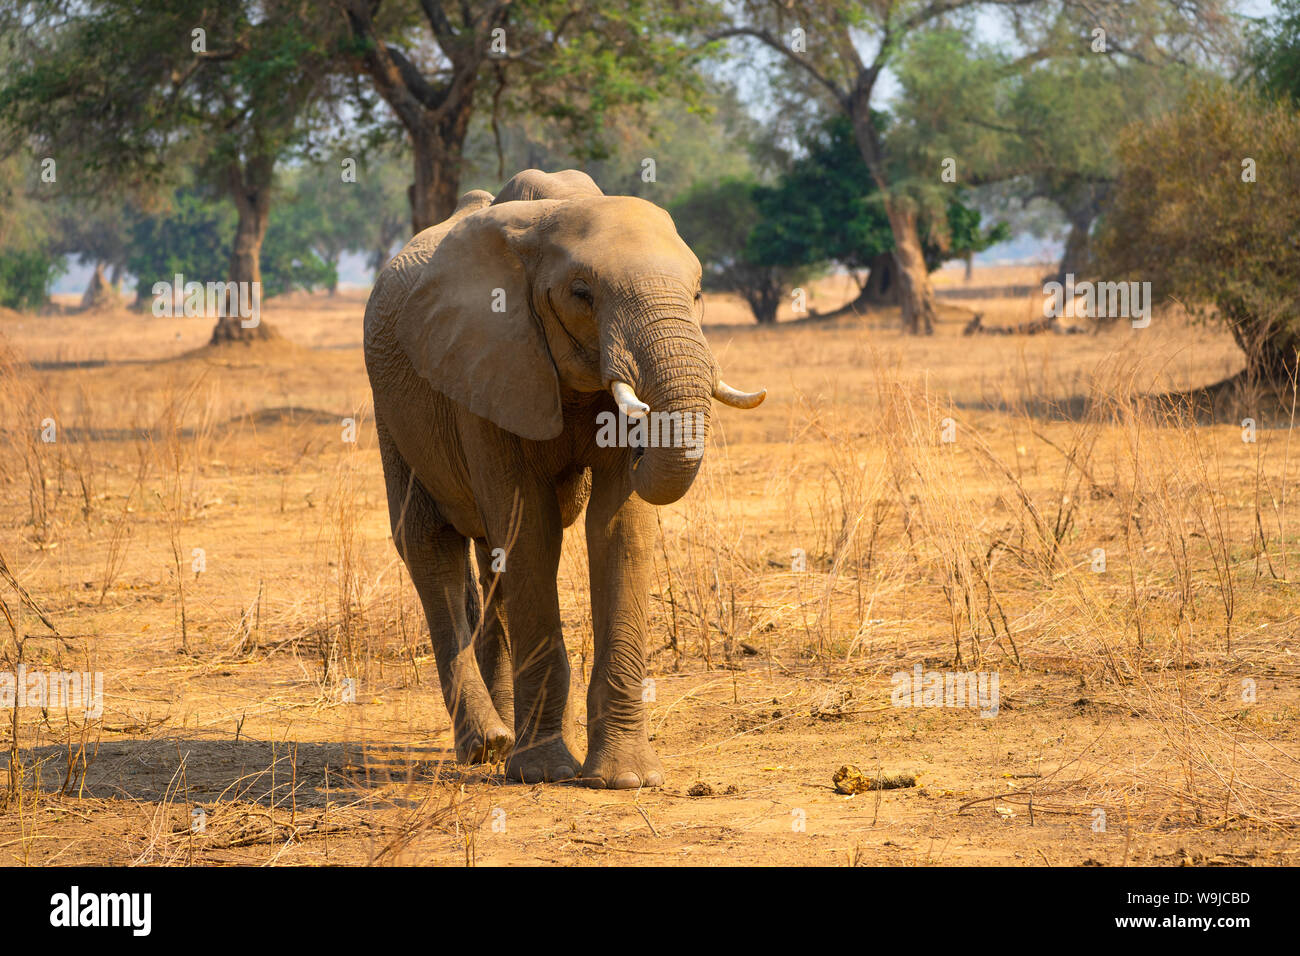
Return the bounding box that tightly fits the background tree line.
[0,0,1297,383]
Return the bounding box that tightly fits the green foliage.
[126,185,336,300]
[892,27,1184,195]
[672,114,1007,323]
[488,1,718,164]
[0,152,60,309]
[0,247,62,310]
[1253,0,1300,103]
[672,177,761,283]
[942,196,1010,269]
[1094,82,1300,378]
[125,190,234,297]
[748,116,1006,275]
[462,83,759,208]
[671,177,808,324]
[260,198,337,297]
[0,1,346,191]
[748,117,894,274]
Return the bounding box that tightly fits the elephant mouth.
[611,375,766,505]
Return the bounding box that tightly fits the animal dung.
[833,765,917,794]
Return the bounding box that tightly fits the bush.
[126,186,336,303]
[671,178,810,324]
[0,247,63,310]
[1094,82,1300,380]
[126,189,233,301]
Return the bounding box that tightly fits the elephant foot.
[506,737,580,784]
[489,695,515,735]
[581,738,665,790]
[453,713,515,765]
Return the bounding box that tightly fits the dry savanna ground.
[1,265,1298,866]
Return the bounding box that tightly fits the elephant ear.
[395,201,565,442]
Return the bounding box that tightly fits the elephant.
[363,168,766,789]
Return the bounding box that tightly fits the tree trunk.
[848,90,937,335]
[80,262,118,310]
[407,97,476,233]
[1223,301,1300,385]
[743,273,782,325]
[1053,205,1096,285]
[345,2,499,236]
[211,157,277,345]
[749,293,779,325]
[860,252,898,306]
[1051,185,1107,286]
[884,199,937,335]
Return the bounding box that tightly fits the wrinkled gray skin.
[364,169,763,788]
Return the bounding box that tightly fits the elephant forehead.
[554,199,697,268]
[558,197,675,238]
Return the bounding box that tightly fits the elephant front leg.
[484,484,580,784]
[581,464,665,789]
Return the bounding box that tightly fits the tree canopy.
[1094,81,1300,380]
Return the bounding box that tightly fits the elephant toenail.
[611,771,642,789]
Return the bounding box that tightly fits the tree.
[0,1,350,341]
[709,0,1236,333]
[271,164,367,294]
[0,153,62,310]
[461,82,761,207]
[339,150,421,279]
[127,184,337,308]
[125,188,235,309]
[671,177,812,324]
[747,115,893,305]
[47,196,135,307]
[747,116,1007,310]
[890,28,1190,285]
[1253,0,1300,102]
[0,248,62,310]
[260,200,339,298]
[343,0,708,233]
[1094,82,1300,382]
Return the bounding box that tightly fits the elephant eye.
[572,282,593,305]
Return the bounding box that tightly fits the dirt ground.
[1,267,1297,866]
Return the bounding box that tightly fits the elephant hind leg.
[472,539,514,729]
[378,423,512,764]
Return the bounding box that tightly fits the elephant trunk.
[616,314,714,506]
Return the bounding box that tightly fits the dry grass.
[0,271,1297,866]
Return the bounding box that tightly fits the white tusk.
[611,380,649,418]
[713,381,767,409]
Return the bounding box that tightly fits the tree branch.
[704,27,850,107]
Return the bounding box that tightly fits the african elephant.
[363,168,765,789]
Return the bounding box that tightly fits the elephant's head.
[396,184,765,506]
